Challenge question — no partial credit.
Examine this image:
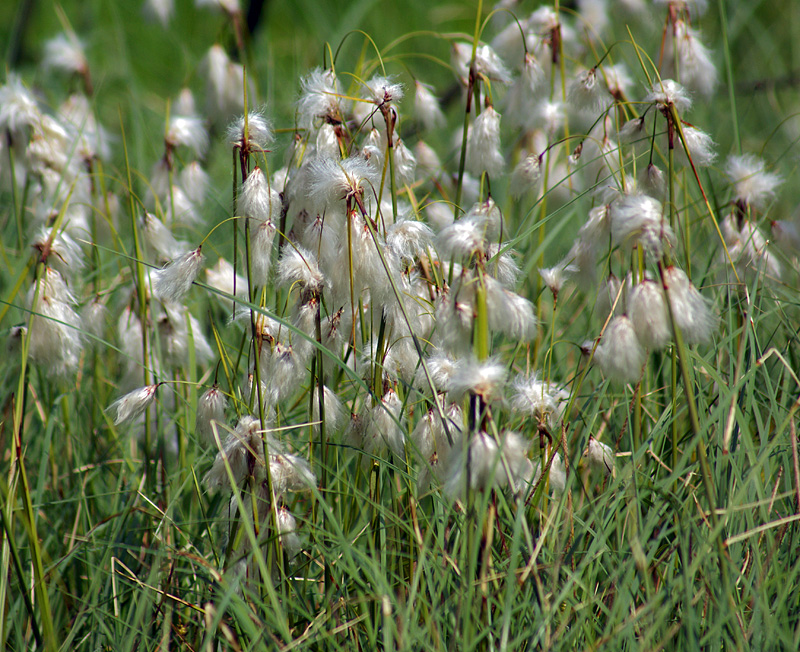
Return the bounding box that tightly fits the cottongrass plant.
[2,1,800,650]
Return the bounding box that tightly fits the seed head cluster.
[4,0,792,613]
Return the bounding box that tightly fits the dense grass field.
[2,0,800,649]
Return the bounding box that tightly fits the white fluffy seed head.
[452,43,513,84]
[311,385,346,435]
[32,227,86,280]
[662,266,717,345]
[485,243,520,288]
[202,44,247,125]
[81,296,108,340]
[414,353,460,394]
[156,303,214,369]
[538,262,576,298]
[308,156,379,209]
[411,411,437,463]
[386,218,434,264]
[538,101,566,137]
[450,357,507,403]
[609,193,674,259]
[27,271,83,377]
[43,33,88,75]
[108,384,159,425]
[568,67,612,113]
[58,93,111,160]
[144,212,183,262]
[166,115,208,158]
[297,67,342,129]
[414,81,445,130]
[392,139,417,188]
[144,0,174,26]
[445,430,530,496]
[436,214,487,260]
[363,75,404,106]
[510,374,569,431]
[477,44,513,83]
[196,0,241,13]
[676,125,716,168]
[593,315,647,384]
[239,167,281,222]
[27,114,75,178]
[270,452,317,495]
[416,410,454,476]
[583,437,615,475]
[203,415,276,490]
[603,63,633,98]
[666,21,717,98]
[450,42,473,80]
[509,154,542,198]
[249,218,277,284]
[466,106,504,178]
[277,245,325,293]
[618,116,649,146]
[374,389,406,458]
[180,162,210,205]
[504,53,545,130]
[0,73,41,137]
[277,506,302,558]
[653,0,708,15]
[628,279,672,350]
[485,276,537,341]
[38,267,77,305]
[641,163,667,201]
[433,284,473,355]
[264,342,306,403]
[415,141,442,176]
[720,215,782,283]
[466,197,504,242]
[349,390,406,462]
[153,247,204,303]
[380,339,420,384]
[772,219,800,254]
[725,154,782,210]
[227,110,273,151]
[532,452,566,496]
[196,385,227,444]
[174,87,196,116]
[645,78,692,113]
[164,186,203,226]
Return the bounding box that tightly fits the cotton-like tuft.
[277,245,325,293]
[725,154,781,210]
[166,115,208,158]
[450,357,507,403]
[628,279,671,350]
[509,154,542,198]
[445,430,531,496]
[297,68,342,129]
[108,385,159,426]
[609,193,674,259]
[414,82,445,130]
[593,315,646,384]
[645,78,692,113]
[153,247,204,303]
[662,266,717,345]
[227,110,273,151]
[466,106,504,178]
[196,385,228,444]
